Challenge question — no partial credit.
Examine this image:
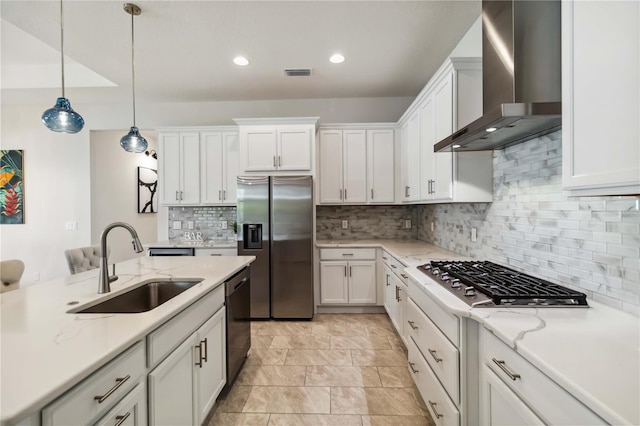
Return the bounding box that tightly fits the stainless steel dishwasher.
[224,267,251,388]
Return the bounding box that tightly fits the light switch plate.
[430,222,434,232]
[65,221,77,231]
[187,221,194,230]
[172,221,182,230]
[221,221,228,229]
[471,227,477,242]
[342,220,348,229]
[405,219,412,229]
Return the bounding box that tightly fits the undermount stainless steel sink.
[70,278,203,314]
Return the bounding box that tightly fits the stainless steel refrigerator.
[236,175,314,319]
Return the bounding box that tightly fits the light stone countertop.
[0,255,254,426]
[146,239,237,249]
[318,238,639,425]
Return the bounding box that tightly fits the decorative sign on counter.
[184,231,203,241]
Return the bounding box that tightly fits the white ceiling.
[1,1,480,106]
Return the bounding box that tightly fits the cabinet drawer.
[407,280,459,347]
[408,338,460,426]
[94,381,147,426]
[320,248,376,260]
[42,341,145,426]
[147,285,224,368]
[381,251,409,283]
[195,248,236,256]
[406,298,459,404]
[479,327,605,425]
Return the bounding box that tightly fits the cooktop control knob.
[451,279,461,288]
[441,272,450,281]
[432,268,440,276]
[423,264,432,271]
[464,286,476,297]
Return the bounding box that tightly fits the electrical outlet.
[471,227,477,242]
[172,221,182,230]
[221,221,228,229]
[342,220,349,229]
[405,219,412,229]
[65,221,77,231]
[187,221,194,230]
[430,222,434,232]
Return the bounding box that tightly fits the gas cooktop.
[418,260,588,308]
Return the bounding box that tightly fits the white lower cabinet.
[381,251,407,344]
[95,382,147,426]
[149,307,226,426]
[479,326,605,425]
[319,261,376,304]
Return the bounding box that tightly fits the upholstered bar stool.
[64,246,106,275]
[0,259,25,293]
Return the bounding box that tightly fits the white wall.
[0,95,413,285]
[450,16,481,58]
[90,130,158,263]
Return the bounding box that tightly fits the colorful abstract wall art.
[0,150,24,224]
[138,167,158,213]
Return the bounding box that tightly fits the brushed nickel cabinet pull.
[405,186,409,197]
[94,375,130,404]
[344,266,347,277]
[218,190,222,200]
[382,256,388,260]
[492,358,521,380]
[401,273,408,279]
[175,191,179,201]
[223,190,226,200]
[349,266,352,277]
[428,349,443,363]
[428,401,444,419]
[340,189,343,200]
[114,412,131,426]
[278,156,282,167]
[391,264,397,269]
[180,191,184,201]
[409,362,419,374]
[342,253,354,256]
[371,188,374,199]
[344,188,348,199]
[195,342,203,368]
[432,180,436,194]
[273,156,276,167]
[407,320,418,330]
[386,274,390,286]
[395,285,400,302]
[210,253,222,256]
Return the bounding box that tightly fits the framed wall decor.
[138,166,158,213]
[0,150,24,224]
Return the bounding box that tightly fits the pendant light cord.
[131,10,136,127]
[60,0,65,98]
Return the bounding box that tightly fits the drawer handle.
[342,253,354,256]
[202,338,208,362]
[428,400,444,419]
[492,358,521,381]
[390,264,397,269]
[114,412,131,426]
[210,253,222,256]
[386,274,390,286]
[407,320,418,330]
[382,256,388,260]
[408,362,419,374]
[195,342,204,368]
[94,375,130,404]
[395,285,400,302]
[428,349,443,363]
[401,273,408,279]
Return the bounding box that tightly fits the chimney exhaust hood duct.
[435,0,561,152]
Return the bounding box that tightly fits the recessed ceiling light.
[486,127,497,132]
[452,144,461,149]
[329,54,345,64]
[233,56,249,66]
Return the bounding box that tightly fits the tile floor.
[209,314,436,426]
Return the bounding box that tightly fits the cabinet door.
[480,365,544,426]
[420,96,436,200]
[367,129,395,203]
[562,1,640,194]
[223,131,239,204]
[319,130,344,203]
[201,132,224,204]
[180,133,201,205]
[348,261,376,304]
[244,128,277,171]
[433,74,454,201]
[383,266,395,318]
[320,262,348,304]
[196,307,226,424]
[278,127,312,171]
[148,334,198,426]
[399,122,410,201]
[159,133,181,205]
[343,130,367,203]
[95,382,147,426]
[406,110,421,201]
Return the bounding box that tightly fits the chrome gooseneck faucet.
[98,222,144,294]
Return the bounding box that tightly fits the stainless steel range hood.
[435,0,561,152]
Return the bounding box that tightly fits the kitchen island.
[0,255,254,426]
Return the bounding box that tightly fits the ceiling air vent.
[284,68,311,77]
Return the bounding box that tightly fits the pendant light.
[120,3,148,153]
[41,0,85,134]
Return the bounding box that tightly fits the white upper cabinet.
[319,126,394,205]
[367,129,395,203]
[236,118,318,174]
[159,132,201,206]
[201,130,239,205]
[400,110,422,202]
[562,0,640,195]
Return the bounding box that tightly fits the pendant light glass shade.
[42,97,85,133]
[42,0,84,133]
[120,3,147,153]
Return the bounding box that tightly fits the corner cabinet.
[562,0,640,196]
[201,130,239,205]
[235,118,318,174]
[158,132,201,205]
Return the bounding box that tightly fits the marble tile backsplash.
[168,206,237,241]
[416,131,640,316]
[316,205,417,240]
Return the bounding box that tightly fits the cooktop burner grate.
[428,261,588,307]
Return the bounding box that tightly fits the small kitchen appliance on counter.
[418,260,588,308]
